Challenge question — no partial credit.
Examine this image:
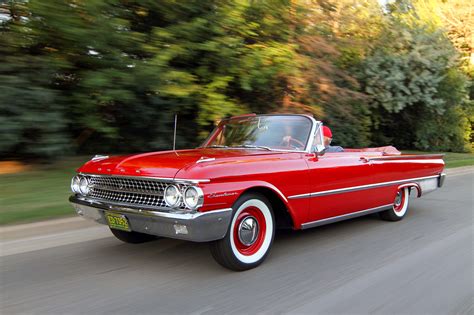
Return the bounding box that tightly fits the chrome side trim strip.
[289,174,441,200]
[369,159,444,164]
[80,173,210,183]
[301,204,392,229]
[365,154,444,161]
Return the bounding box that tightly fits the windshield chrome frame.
[200,114,320,153]
[309,120,325,154]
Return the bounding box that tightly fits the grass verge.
[1,151,472,226]
[0,158,86,226]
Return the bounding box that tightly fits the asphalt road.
[1,170,473,314]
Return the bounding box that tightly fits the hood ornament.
[196,157,216,164]
[91,155,109,161]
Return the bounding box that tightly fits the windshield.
[203,115,313,151]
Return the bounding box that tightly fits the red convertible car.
[70,114,445,270]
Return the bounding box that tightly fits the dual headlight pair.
[71,175,90,195]
[164,185,203,210]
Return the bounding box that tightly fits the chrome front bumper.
[69,196,232,242]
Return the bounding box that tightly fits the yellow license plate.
[105,212,131,232]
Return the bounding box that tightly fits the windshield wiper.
[233,144,273,151]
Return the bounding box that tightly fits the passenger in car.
[323,126,344,152]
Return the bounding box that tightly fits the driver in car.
[323,126,344,152]
[281,124,305,149]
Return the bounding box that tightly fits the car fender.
[199,180,299,227]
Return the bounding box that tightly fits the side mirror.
[313,144,326,156]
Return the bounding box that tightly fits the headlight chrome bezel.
[78,176,91,195]
[183,186,204,210]
[164,184,182,208]
[71,175,81,194]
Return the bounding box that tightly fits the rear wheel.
[379,187,410,221]
[110,228,158,244]
[210,193,275,271]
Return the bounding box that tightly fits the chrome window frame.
[309,120,325,154]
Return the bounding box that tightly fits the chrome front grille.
[88,176,167,195]
[84,175,190,209]
[89,188,167,208]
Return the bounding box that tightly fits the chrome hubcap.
[394,191,402,206]
[238,216,259,246]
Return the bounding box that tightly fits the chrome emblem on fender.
[208,192,238,198]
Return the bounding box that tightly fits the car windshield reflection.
[204,115,313,151]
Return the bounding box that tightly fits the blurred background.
[0,0,472,225]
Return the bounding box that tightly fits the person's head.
[322,126,333,146]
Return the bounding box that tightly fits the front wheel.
[210,193,275,271]
[379,187,410,221]
[110,228,158,244]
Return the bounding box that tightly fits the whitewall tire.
[379,187,410,221]
[210,193,275,271]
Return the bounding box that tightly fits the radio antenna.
[173,114,177,151]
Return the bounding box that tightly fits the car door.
[302,153,376,223]
[294,123,390,225]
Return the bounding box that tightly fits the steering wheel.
[280,136,305,150]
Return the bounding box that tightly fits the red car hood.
[78,148,285,178]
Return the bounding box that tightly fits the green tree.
[360,21,470,151]
[1,0,300,157]
[1,0,471,159]
[0,1,70,159]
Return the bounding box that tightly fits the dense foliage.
[0,0,472,159]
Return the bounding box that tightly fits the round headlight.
[164,185,181,207]
[71,175,81,194]
[78,177,90,195]
[183,186,203,209]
